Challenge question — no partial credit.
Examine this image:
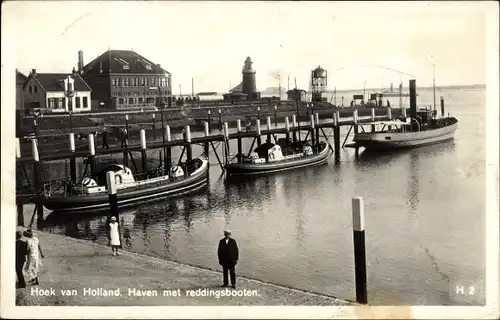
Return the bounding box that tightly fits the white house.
[23,69,92,113]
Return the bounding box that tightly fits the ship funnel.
[409,79,417,119]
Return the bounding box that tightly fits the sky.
[3,1,491,92]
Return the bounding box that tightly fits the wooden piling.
[123,114,129,167]
[333,112,341,156]
[207,110,212,133]
[353,110,359,135]
[16,138,24,227]
[274,105,278,126]
[315,113,320,145]
[204,121,210,157]
[88,133,96,177]
[237,119,242,163]
[223,122,229,164]
[152,113,156,139]
[140,129,148,174]
[370,108,376,132]
[266,116,272,142]
[352,196,368,304]
[218,109,222,130]
[257,106,261,121]
[386,107,392,130]
[106,171,119,220]
[292,114,297,144]
[165,125,172,172]
[285,117,290,149]
[256,119,262,146]
[32,139,44,223]
[69,133,77,183]
[185,125,192,165]
[309,114,315,147]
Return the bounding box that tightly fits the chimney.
[409,79,417,119]
[72,67,77,75]
[78,50,84,72]
[99,61,103,74]
[31,69,36,75]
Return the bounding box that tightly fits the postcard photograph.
[1,1,498,319]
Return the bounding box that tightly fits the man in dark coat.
[217,230,239,288]
[15,231,28,288]
[101,127,109,150]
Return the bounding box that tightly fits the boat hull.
[353,122,458,150]
[43,161,209,213]
[225,142,330,176]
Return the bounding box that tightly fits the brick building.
[78,49,172,110]
[23,69,92,113]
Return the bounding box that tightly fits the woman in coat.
[23,229,44,285]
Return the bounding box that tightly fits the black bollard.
[204,121,210,158]
[256,119,262,147]
[285,117,290,150]
[218,109,222,130]
[208,110,212,134]
[440,96,445,117]
[352,196,368,304]
[292,115,297,145]
[165,125,172,172]
[353,110,359,135]
[88,133,96,177]
[274,105,278,126]
[315,113,320,146]
[309,114,315,147]
[333,111,341,155]
[223,122,229,164]
[185,126,192,172]
[106,171,119,220]
[31,139,44,224]
[266,117,272,142]
[257,106,260,121]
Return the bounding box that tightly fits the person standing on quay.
[108,216,121,256]
[217,230,239,289]
[15,231,28,288]
[23,229,44,285]
[102,127,109,150]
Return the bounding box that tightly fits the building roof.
[16,69,28,85]
[287,89,307,94]
[25,73,92,92]
[82,50,170,75]
[229,82,243,93]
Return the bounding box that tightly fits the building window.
[75,97,81,108]
[128,97,133,104]
[119,98,124,105]
[152,77,156,86]
[138,97,143,104]
[48,98,55,109]
[57,98,63,109]
[29,86,32,94]
[83,97,88,108]
[112,78,116,87]
[140,78,144,86]
[34,86,38,94]
[68,83,73,92]
[160,78,166,88]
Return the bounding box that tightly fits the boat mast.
[432,63,436,117]
[295,77,301,143]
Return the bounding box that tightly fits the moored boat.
[225,139,330,176]
[42,157,209,213]
[352,79,458,150]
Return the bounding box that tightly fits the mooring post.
[69,133,77,183]
[266,116,272,142]
[440,96,445,117]
[32,139,44,223]
[370,108,376,132]
[204,121,210,158]
[208,110,212,133]
[309,114,315,147]
[165,125,172,172]
[256,119,262,146]
[152,113,156,140]
[106,171,119,220]
[402,105,407,119]
[223,122,229,164]
[16,138,24,227]
[88,133,96,177]
[237,119,242,163]
[353,110,359,135]
[218,108,222,130]
[352,196,368,304]
[285,117,290,150]
[292,114,297,145]
[274,105,278,126]
[123,114,129,167]
[140,129,148,174]
[315,113,320,145]
[185,125,192,173]
[333,111,341,156]
[257,106,261,121]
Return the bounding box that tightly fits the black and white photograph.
[1,1,498,319]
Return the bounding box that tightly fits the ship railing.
[43,179,83,198]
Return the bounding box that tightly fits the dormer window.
[137,58,152,70]
[115,58,130,70]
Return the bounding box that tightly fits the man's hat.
[223,229,231,235]
[110,216,117,221]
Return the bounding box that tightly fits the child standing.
[108,216,121,256]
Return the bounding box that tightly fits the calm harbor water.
[26,88,486,305]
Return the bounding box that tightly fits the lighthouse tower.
[242,57,259,100]
[310,65,328,102]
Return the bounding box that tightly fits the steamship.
[352,79,458,150]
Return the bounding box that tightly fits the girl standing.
[23,229,44,285]
[108,216,121,256]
